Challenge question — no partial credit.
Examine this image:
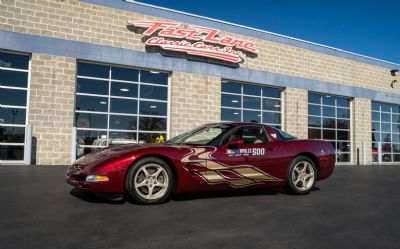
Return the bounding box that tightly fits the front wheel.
[125,157,174,204]
[286,156,317,195]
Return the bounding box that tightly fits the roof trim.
[81,0,400,70]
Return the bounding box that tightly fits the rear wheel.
[286,156,316,195]
[125,157,174,204]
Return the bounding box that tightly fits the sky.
[137,0,400,64]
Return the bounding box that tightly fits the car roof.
[207,121,270,128]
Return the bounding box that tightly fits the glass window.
[243,110,261,123]
[220,81,281,128]
[111,82,138,98]
[0,70,28,88]
[0,145,24,160]
[222,82,241,93]
[243,84,261,96]
[221,94,241,108]
[76,78,108,95]
[243,96,261,109]
[140,70,168,85]
[75,113,107,129]
[111,67,139,82]
[0,88,27,106]
[110,98,137,114]
[221,108,241,121]
[0,108,26,125]
[75,95,108,112]
[75,63,169,157]
[139,101,167,116]
[0,52,29,162]
[372,101,400,163]
[221,94,242,108]
[139,117,167,131]
[77,62,109,78]
[109,115,137,130]
[0,126,25,143]
[140,85,167,100]
[308,93,351,163]
[0,52,29,70]
[263,87,280,98]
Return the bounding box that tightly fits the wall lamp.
[391,70,399,88]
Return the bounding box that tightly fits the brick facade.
[283,88,308,139]
[170,72,221,137]
[0,0,398,165]
[29,54,75,165]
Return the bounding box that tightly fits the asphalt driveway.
[0,165,399,249]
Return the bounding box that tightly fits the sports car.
[67,122,335,204]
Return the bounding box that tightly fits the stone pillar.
[283,88,308,139]
[28,54,76,165]
[352,98,372,165]
[170,72,221,137]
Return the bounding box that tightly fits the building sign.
[127,20,257,63]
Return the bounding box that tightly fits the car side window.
[225,126,268,145]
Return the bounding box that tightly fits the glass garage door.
[371,102,400,163]
[75,62,169,158]
[308,93,352,163]
[221,81,282,129]
[0,51,30,163]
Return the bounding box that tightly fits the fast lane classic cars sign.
[127,20,258,63]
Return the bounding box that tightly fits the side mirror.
[226,138,244,147]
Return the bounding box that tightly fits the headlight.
[86,175,110,182]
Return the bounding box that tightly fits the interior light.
[231,100,239,103]
[99,101,107,105]
[150,70,160,74]
[150,105,157,109]
[257,114,261,117]
[274,104,281,108]
[326,95,331,98]
[120,88,129,92]
[233,112,239,115]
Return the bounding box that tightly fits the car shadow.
[69,186,320,204]
[69,188,125,204]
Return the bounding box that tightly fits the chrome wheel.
[134,163,169,200]
[292,161,315,191]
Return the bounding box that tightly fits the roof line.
[127,0,399,67]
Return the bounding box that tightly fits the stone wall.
[29,54,75,165]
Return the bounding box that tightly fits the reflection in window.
[372,101,400,163]
[75,62,169,157]
[221,81,281,128]
[308,93,351,163]
[0,51,29,161]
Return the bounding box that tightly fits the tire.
[286,156,317,195]
[125,157,174,204]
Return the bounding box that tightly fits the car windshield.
[273,128,297,140]
[166,124,232,145]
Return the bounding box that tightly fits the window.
[75,62,169,157]
[308,93,351,163]
[221,81,282,129]
[225,126,268,144]
[371,102,400,163]
[0,51,30,161]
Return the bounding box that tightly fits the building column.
[170,72,221,137]
[28,54,76,165]
[283,88,308,139]
[352,98,372,165]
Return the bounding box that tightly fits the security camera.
[391,69,399,76]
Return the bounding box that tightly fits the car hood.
[73,143,187,167]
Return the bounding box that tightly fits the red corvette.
[67,122,335,204]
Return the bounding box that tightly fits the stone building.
[0,0,399,165]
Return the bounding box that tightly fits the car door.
[206,125,284,188]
